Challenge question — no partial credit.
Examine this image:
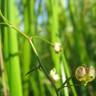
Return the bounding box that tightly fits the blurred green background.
[0,0,96,96]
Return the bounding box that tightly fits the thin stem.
[0,35,8,96]
[0,23,29,39]
[58,84,84,89]
[29,38,58,93]
[57,77,85,92]
[0,10,29,39]
[57,77,72,92]
[0,23,53,46]
[25,64,40,75]
[0,10,58,96]
[32,36,54,46]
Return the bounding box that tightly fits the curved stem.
[57,77,72,92]
[57,77,84,92]
[32,36,54,46]
[0,10,59,96]
[0,23,54,46]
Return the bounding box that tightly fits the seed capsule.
[75,65,96,84]
[86,66,96,82]
[75,66,86,82]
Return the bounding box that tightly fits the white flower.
[50,68,60,81]
[54,42,61,53]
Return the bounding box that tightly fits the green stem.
[0,10,58,96]
[0,23,53,46]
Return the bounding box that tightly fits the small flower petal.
[54,42,61,53]
[50,68,60,81]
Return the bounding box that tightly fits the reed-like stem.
[0,10,59,96]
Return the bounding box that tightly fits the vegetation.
[0,0,96,96]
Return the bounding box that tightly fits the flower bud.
[86,66,95,82]
[54,42,61,53]
[50,68,60,81]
